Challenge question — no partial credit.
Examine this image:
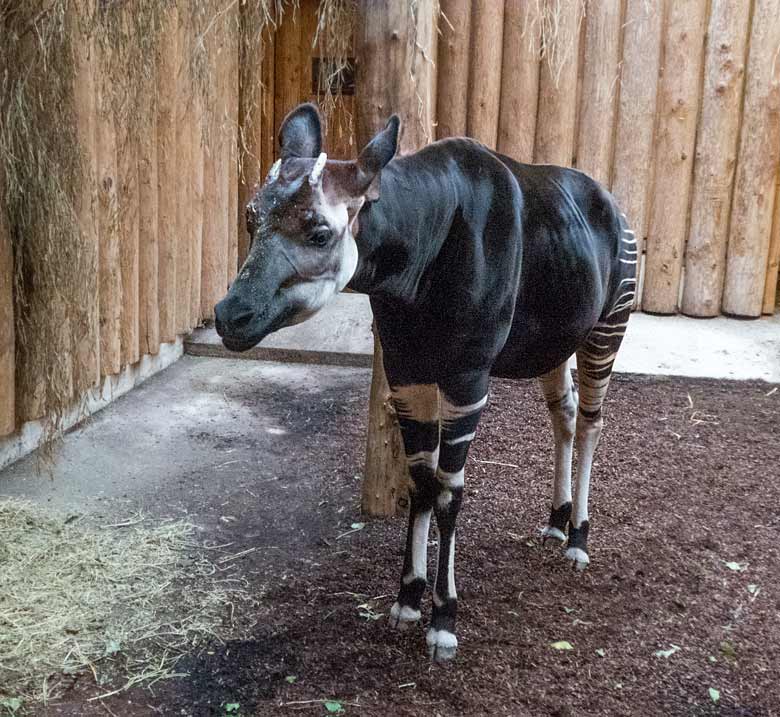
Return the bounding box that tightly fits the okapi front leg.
[389,384,440,630]
[427,379,488,661]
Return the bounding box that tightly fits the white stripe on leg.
[403,509,432,584]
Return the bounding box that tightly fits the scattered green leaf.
[747,584,759,595]
[550,641,574,651]
[724,561,747,572]
[708,687,720,704]
[324,700,344,714]
[654,644,681,659]
[563,607,575,614]
[708,655,717,663]
[104,638,121,656]
[595,648,606,658]
[0,697,22,714]
[224,704,240,714]
[719,641,737,661]
[285,675,297,684]
[350,522,365,531]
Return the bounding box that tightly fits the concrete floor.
[188,293,780,382]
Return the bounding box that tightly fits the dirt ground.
[6,359,778,716]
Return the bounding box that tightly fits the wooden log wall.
[437,0,780,315]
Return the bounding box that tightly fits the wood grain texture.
[575,0,622,184]
[190,87,205,329]
[437,0,472,139]
[96,45,122,376]
[176,23,193,334]
[682,0,751,317]
[534,0,583,165]
[610,0,664,309]
[764,172,780,314]
[643,0,708,314]
[156,5,178,343]
[0,168,13,436]
[722,0,780,317]
[497,0,540,162]
[466,0,505,148]
[356,0,438,516]
[138,100,160,354]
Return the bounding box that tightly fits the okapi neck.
[347,156,457,303]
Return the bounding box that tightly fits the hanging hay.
[0,498,256,709]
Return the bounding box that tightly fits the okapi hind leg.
[537,362,577,545]
[569,303,632,569]
[388,384,440,630]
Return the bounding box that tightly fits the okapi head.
[214,103,400,351]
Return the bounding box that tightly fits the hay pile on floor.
[0,498,255,709]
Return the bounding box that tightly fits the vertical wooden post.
[497,0,540,162]
[201,15,230,321]
[157,5,179,344]
[722,0,780,317]
[682,0,751,317]
[139,94,160,355]
[610,0,663,309]
[643,0,708,314]
[0,170,13,437]
[764,172,780,314]
[534,0,583,165]
[190,82,205,329]
[436,0,471,139]
[71,5,100,388]
[356,0,437,516]
[466,1,504,148]
[227,15,240,283]
[176,20,193,335]
[96,42,122,377]
[575,0,623,185]
[118,119,140,367]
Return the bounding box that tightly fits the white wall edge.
[0,338,183,472]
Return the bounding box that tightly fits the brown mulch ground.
[45,370,779,717]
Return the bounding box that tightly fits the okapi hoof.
[426,627,458,662]
[389,602,421,631]
[565,520,590,571]
[541,501,572,546]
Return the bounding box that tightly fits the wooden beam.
[763,172,780,315]
[436,0,471,139]
[139,96,160,355]
[157,5,179,343]
[682,0,751,317]
[0,168,13,437]
[176,21,193,335]
[722,0,780,317]
[356,0,437,516]
[497,0,540,162]
[610,0,663,309]
[643,0,707,314]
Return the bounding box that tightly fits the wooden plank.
[610,0,663,309]
[722,0,780,317]
[201,17,230,322]
[138,96,160,354]
[261,24,277,177]
[96,47,122,376]
[190,83,205,328]
[157,5,178,343]
[0,168,13,436]
[642,0,708,314]
[356,0,438,516]
[497,0,540,162]
[71,7,100,389]
[534,0,583,165]
[575,0,623,184]
[682,0,751,317]
[176,22,193,334]
[764,172,780,314]
[437,0,472,139]
[274,5,304,143]
[117,120,140,366]
[227,16,240,283]
[466,0,505,148]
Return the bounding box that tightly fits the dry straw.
[0,498,256,709]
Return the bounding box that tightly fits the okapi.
[215,103,636,661]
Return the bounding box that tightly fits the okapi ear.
[278,103,323,160]
[356,115,400,200]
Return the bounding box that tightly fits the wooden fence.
[438,0,780,318]
[2,0,780,445]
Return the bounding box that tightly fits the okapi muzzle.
[214,103,399,352]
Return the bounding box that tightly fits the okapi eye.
[310,227,332,247]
